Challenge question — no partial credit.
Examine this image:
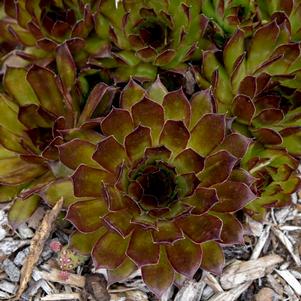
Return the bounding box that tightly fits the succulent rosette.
[258,0,301,41]
[242,142,301,220]
[0,0,101,67]
[0,51,116,227]
[194,18,301,156]
[58,80,256,296]
[93,0,215,82]
[201,0,257,37]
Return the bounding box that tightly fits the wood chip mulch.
[1,192,301,301]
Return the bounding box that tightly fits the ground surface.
[0,192,301,301]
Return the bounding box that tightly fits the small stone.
[255,287,276,301]
[0,280,17,294]
[0,228,6,241]
[14,247,30,266]
[0,238,30,255]
[2,259,20,282]
[17,224,34,239]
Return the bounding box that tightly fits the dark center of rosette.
[130,160,178,208]
[138,19,167,49]
[27,127,53,151]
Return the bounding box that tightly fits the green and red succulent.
[0,1,300,298]
[0,59,115,227]
[54,81,256,296]
[194,18,301,156]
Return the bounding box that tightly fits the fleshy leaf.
[72,165,114,197]
[120,79,145,109]
[58,139,98,170]
[4,67,39,106]
[125,125,152,162]
[211,212,244,244]
[93,136,126,172]
[101,108,134,144]
[41,179,79,208]
[212,181,256,212]
[159,120,190,155]
[214,133,251,158]
[190,89,214,129]
[56,42,76,91]
[69,227,107,255]
[107,257,138,285]
[93,231,129,269]
[189,114,225,156]
[232,95,255,124]
[103,209,135,237]
[198,151,237,187]
[224,29,245,74]
[127,228,160,266]
[0,157,46,185]
[147,76,168,103]
[8,195,40,228]
[166,237,202,278]
[152,221,183,243]
[173,148,204,174]
[183,187,218,215]
[176,214,222,243]
[247,20,280,72]
[131,98,164,142]
[162,89,191,126]
[66,198,107,233]
[142,248,174,297]
[27,65,64,116]
[200,241,224,275]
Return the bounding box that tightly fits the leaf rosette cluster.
[54,80,257,296]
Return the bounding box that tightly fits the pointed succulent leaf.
[41,179,79,208]
[224,29,245,74]
[176,214,222,243]
[101,108,134,144]
[173,148,204,174]
[198,151,237,187]
[162,89,191,126]
[120,79,145,109]
[211,212,244,244]
[232,95,256,124]
[27,65,65,116]
[93,231,129,269]
[201,241,224,275]
[212,181,256,212]
[58,139,98,170]
[189,114,225,156]
[166,237,202,278]
[147,76,168,103]
[71,165,114,197]
[78,83,111,124]
[152,221,183,243]
[131,98,164,142]
[125,125,152,162]
[214,133,252,158]
[142,248,174,298]
[127,228,160,266]
[69,228,107,255]
[159,120,189,155]
[183,187,218,215]
[190,90,214,130]
[107,257,138,285]
[93,136,126,172]
[8,195,40,228]
[66,198,107,233]
[56,43,76,91]
[247,21,280,72]
[4,67,39,106]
